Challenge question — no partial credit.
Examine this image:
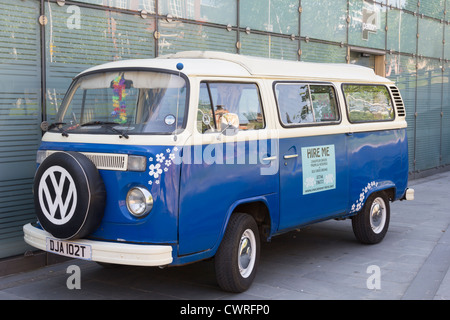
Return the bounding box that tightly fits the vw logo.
[38,165,77,225]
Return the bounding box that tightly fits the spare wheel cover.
[34,151,106,240]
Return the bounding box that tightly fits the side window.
[197,82,265,133]
[198,83,215,133]
[310,86,338,122]
[343,84,394,122]
[275,83,339,126]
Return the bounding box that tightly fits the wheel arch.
[217,197,273,251]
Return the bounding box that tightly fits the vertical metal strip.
[413,9,419,174]
[440,1,446,166]
[40,0,47,124]
[236,0,240,54]
[155,0,159,57]
[298,0,301,61]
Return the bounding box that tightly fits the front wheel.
[215,213,260,293]
[352,192,390,244]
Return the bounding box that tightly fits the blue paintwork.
[37,126,409,266]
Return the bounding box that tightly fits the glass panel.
[275,83,339,126]
[53,71,187,135]
[442,61,450,165]
[348,0,387,49]
[73,0,156,13]
[0,0,42,258]
[275,83,312,125]
[343,84,394,122]
[240,32,298,61]
[387,8,417,54]
[159,0,236,25]
[445,23,450,60]
[239,0,298,34]
[301,0,347,42]
[310,86,339,122]
[199,82,264,132]
[301,42,346,63]
[197,83,215,133]
[0,0,41,172]
[419,0,445,19]
[389,0,418,12]
[418,17,443,58]
[415,58,442,170]
[45,3,155,121]
[158,21,236,55]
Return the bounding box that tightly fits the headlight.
[126,187,153,217]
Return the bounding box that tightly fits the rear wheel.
[215,213,260,292]
[352,192,390,244]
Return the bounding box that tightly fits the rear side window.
[274,83,339,126]
[342,84,394,123]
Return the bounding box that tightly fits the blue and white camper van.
[23,51,414,292]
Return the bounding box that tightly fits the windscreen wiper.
[81,121,129,139]
[47,122,69,137]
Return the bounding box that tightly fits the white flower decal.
[149,163,162,179]
[147,148,178,186]
[156,153,165,163]
[349,181,379,214]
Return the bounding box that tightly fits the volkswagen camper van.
[23,51,414,292]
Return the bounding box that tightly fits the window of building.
[342,84,394,122]
[197,82,264,133]
[274,83,339,126]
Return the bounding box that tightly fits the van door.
[274,82,349,230]
[178,80,278,256]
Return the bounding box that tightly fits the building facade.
[1,0,449,259]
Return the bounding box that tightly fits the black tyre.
[33,151,106,240]
[352,191,390,244]
[215,213,260,293]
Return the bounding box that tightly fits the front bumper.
[23,223,173,266]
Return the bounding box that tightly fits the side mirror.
[220,113,239,136]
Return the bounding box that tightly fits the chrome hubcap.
[238,229,256,278]
[370,197,386,234]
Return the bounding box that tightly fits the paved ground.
[1,171,450,301]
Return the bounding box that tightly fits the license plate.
[46,238,92,260]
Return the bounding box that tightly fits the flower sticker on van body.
[350,181,378,214]
[148,147,178,185]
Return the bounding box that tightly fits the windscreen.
[53,70,188,135]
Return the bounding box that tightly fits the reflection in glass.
[54,71,187,135]
[240,0,298,34]
[343,85,394,122]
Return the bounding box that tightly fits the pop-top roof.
[78,51,391,83]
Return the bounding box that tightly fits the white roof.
[78,51,391,83]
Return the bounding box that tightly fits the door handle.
[262,156,277,161]
[283,154,298,159]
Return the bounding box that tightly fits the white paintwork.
[78,50,391,83]
[23,223,173,266]
[42,51,405,147]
